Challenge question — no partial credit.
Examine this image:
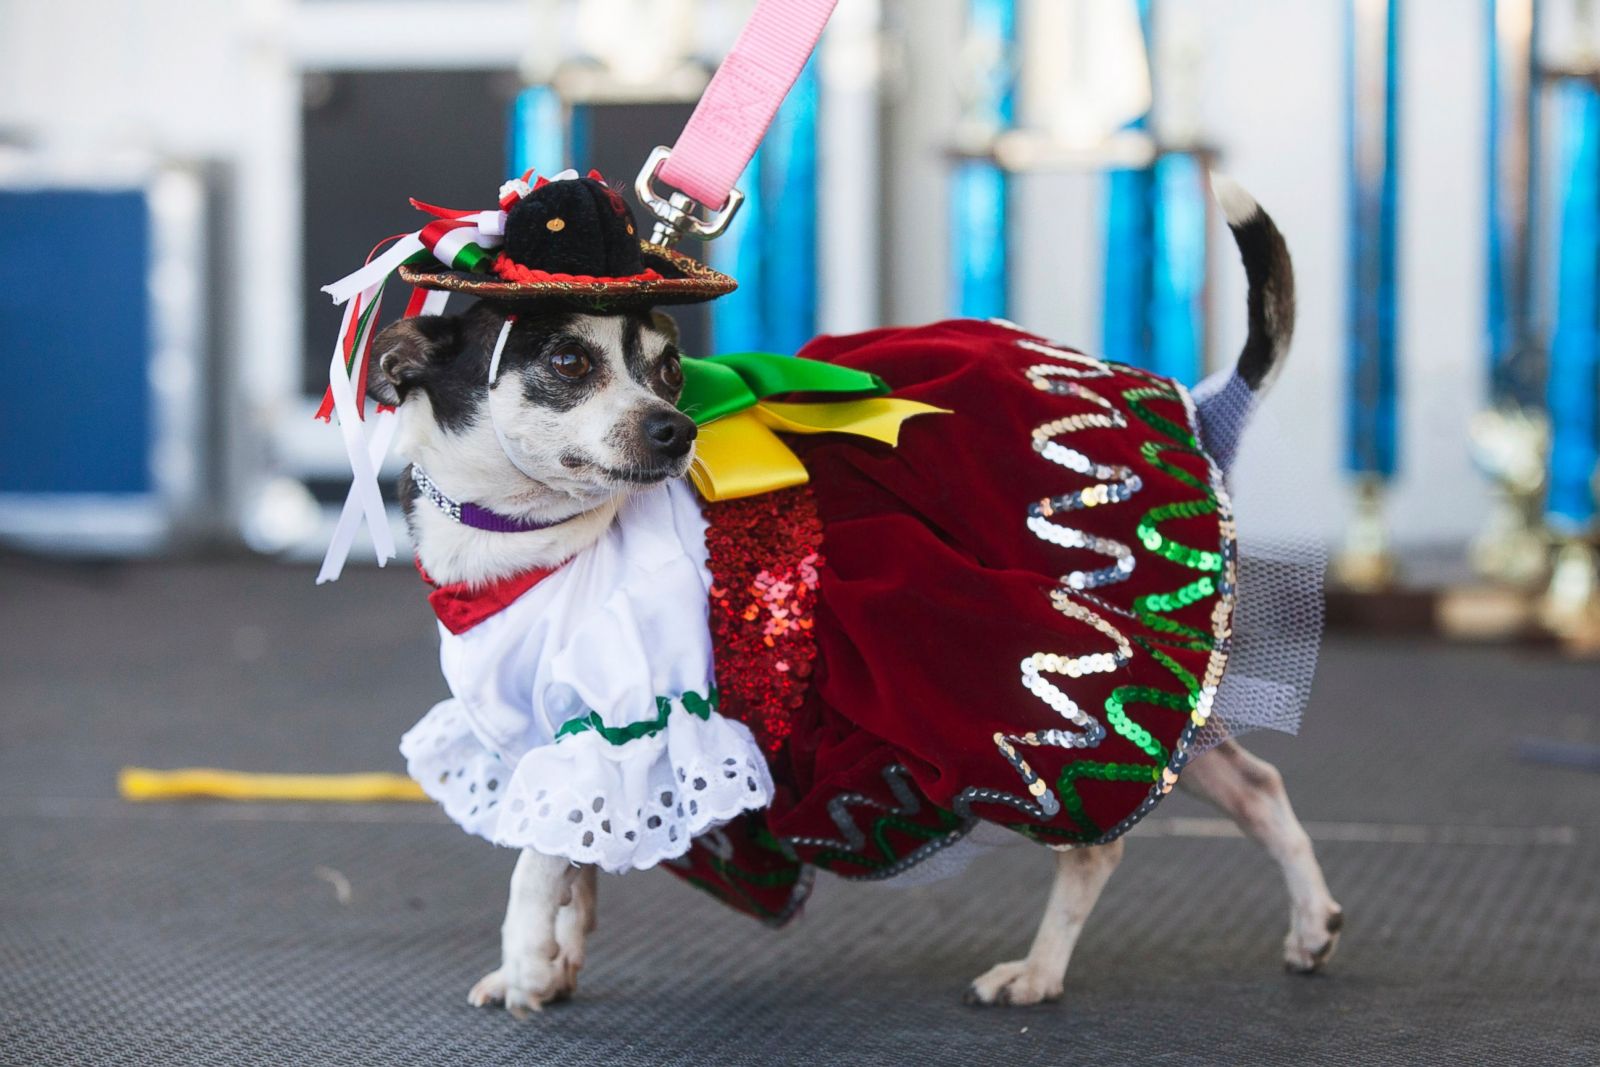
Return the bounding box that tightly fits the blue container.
[0,190,153,495]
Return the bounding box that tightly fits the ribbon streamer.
[317,288,451,583]
[317,409,400,585]
[317,189,523,583]
[324,283,396,568]
[321,212,504,307]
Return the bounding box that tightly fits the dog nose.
[643,411,697,459]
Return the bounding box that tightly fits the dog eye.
[659,353,683,390]
[548,347,593,380]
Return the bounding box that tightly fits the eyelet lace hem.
[401,698,773,873]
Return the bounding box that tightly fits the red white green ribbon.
[320,280,393,575]
[316,286,451,584]
[320,199,508,308]
[315,179,531,583]
[314,286,384,422]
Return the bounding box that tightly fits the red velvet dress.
[667,319,1236,922]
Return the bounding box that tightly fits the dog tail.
[1193,175,1297,472]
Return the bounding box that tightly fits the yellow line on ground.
[118,767,428,803]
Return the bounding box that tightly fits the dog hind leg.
[1178,740,1343,972]
[964,839,1125,1006]
[468,850,590,1013]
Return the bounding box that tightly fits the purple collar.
[411,466,581,534]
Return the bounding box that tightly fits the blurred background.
[3,0,1600,645]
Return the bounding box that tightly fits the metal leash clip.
[634,145,746,248]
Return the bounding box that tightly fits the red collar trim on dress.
[416,558,559,635]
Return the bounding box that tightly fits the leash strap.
[657,0,837,209]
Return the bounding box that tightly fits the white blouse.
[400,479,774,873]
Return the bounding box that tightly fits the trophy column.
[1335,0,1403,592]
[1471,0,1548,593]
[949,0,1018,320]
[1539,8,1600,647]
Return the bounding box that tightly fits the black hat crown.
[394,167,735,305]
[502,174,647,279]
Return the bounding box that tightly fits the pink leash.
[644,0,837,230]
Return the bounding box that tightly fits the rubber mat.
[2,558,1598,1065]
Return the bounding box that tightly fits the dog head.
[369,303,695,518]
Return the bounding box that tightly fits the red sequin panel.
[703,487,825,755]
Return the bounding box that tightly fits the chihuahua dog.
[371,178,1341,1012]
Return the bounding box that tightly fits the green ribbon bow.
[678,352,890,424]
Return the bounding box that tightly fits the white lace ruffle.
[401,697,774,873]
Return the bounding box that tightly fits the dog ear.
[649,310,680,347]
[368,316,463,407]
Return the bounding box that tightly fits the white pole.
[818,0,884,333]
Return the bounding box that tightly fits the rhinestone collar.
[411,466,584,534]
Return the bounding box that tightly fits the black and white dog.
[371,177,1341,1012]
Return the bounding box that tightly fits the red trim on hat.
[491,253,664,286]
[417,558,558,635]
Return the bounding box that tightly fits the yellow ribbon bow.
[678,351,946,501]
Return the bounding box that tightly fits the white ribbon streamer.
[484,315,553,484]
[415,288,452,318]
[322,234,424,306]
[316,178,558,582]
[317,409,400,584]
[487,315,516,384]
[470,209,508,236]
[326,280,396,571]
[317,288,450,583]
[320,209,509,306]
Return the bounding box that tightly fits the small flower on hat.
[498,168,538,211]
[499,177,531,203]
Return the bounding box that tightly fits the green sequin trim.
[1123,387,1198,450]
[1055,760,1163,838]
[1052,380,1227,836]
[1135,575,1216,616]
[553,687,719,745]
[808,807,967,873]
[678,822,809,924]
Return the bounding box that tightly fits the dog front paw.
[963,960,1063,1007]
[1283,902,1344,974]
[467,950,581,1015]
[467,968,511,1008]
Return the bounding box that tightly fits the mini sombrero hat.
[397,169,736,307]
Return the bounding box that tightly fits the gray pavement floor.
[2,555,1598,1065]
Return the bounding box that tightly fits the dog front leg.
[468,849,591,1013]
[553,863,597,978]
[965,839,1124,1006]
[1179,740,1343,972]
